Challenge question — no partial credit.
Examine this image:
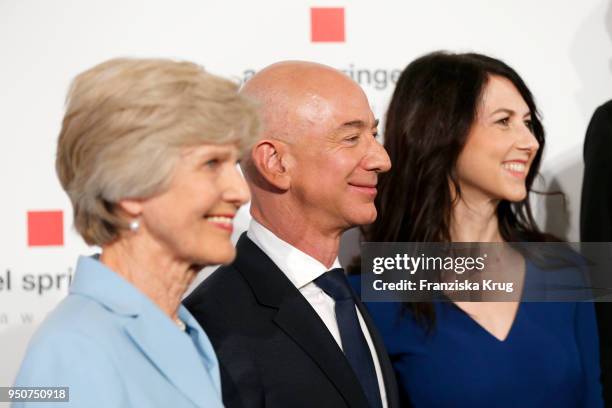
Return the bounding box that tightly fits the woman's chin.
[194,246,237,266]
[502,189,528,203]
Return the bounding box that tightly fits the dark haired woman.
[351,52,603,407]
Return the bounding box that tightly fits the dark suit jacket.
[581,100,612,242]
[184,233,400,408]
[580,99,612,405]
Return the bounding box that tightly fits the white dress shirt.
[247,219,388,407]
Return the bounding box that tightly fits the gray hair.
[56,58,260,245]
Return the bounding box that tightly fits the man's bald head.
[240,61,364,143]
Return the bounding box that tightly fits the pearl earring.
[129,219,140,232]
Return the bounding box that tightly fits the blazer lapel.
[234,234,370,408]
[124,314,219,407]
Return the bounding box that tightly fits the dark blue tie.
[314,268,383,408]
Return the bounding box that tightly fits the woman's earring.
[129,219,140,232]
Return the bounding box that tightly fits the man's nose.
[364,137,391,173]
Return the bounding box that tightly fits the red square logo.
[27,210,64,247]
[310,7,345,42]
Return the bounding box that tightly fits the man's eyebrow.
[338,118,379,129]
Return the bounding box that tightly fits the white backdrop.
[1,0,611,397]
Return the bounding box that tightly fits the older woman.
[13,58,260,407]
[351,52,603,407]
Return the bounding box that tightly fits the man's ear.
[251,139,292,190]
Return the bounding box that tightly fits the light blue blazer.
[13,256,224,408]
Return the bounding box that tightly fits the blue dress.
[349,266,604,407]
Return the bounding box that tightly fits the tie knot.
[314,268,354,301]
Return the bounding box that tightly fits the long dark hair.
[360,51,557,326]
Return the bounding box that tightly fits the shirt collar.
[71,256,207,329]
[247,219,341,290]
[70,255,149,316]
[70,256,219,376]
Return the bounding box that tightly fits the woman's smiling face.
[455,75,540,204]
[136,142,250,266]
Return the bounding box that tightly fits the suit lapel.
[124,315,218,407]
[274,294,370,408]
[234,234,370,408]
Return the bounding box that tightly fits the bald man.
[185,61,399,408]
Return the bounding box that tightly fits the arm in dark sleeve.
[581,101,612,242]
[580,101,612,405]
[185,290,264,408]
